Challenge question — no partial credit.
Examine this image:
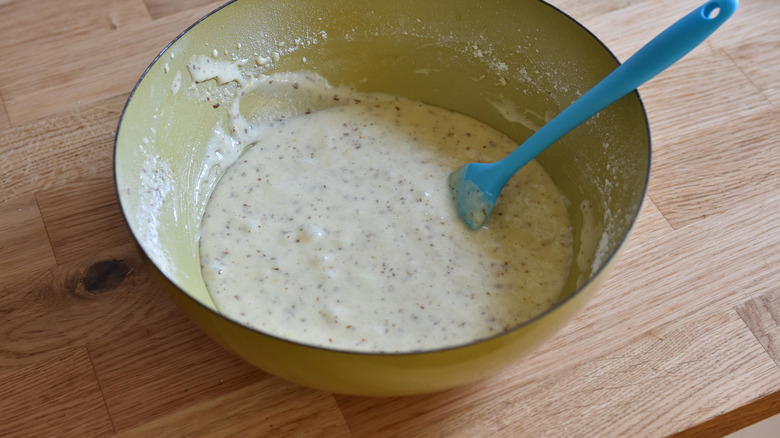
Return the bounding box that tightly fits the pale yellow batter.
[198,73,573,352]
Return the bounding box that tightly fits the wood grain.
[561,0,698,63]
[1,0,779,436]
[0,194,56,281]
[638,45,770,141]
[488,194,779,390]
[0,95,10,129]
[671,390,780,438]
[114,381,352,437]
[88,314,268,432]
[36,174,134,264]
[0,347,114,437]
[737,288,780,368]
[649,107,780,229]
[704,0,780,105]
[0,243,176,373]
[551,0,653,24]
[143,0,220,19]
[0,94,126,203]
[336,310,780,437]
[0,0,223,124]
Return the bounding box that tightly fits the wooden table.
[2,0,778,436]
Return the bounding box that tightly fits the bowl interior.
[116,0,649,325]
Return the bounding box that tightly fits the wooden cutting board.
[2,0,779,436]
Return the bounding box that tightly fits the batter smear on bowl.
[198,72,573,352]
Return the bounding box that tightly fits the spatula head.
[448,163,498,230]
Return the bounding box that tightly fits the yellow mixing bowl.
[114,0,650,396]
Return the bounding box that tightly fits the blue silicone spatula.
[449,0,738,230]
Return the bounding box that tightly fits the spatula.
[449,0,738,230]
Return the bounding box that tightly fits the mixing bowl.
[114,0,650,396]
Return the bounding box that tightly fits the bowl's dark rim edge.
[113,0,652,357]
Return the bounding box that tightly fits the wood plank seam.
[739,314,780,370]
[0,90,10,128]
[668,308,780,437]
[646,193,675,230]
[733,294,780,368]
[32,189,64,266]
[718,47,775,108]
[85,344,118,435]
[32,192,57,265]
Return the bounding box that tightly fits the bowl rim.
[113,0,652,357]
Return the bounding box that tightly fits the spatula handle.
[497,0,738,183]
[591,0,738,107]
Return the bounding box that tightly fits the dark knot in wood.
[82,260,132,293]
